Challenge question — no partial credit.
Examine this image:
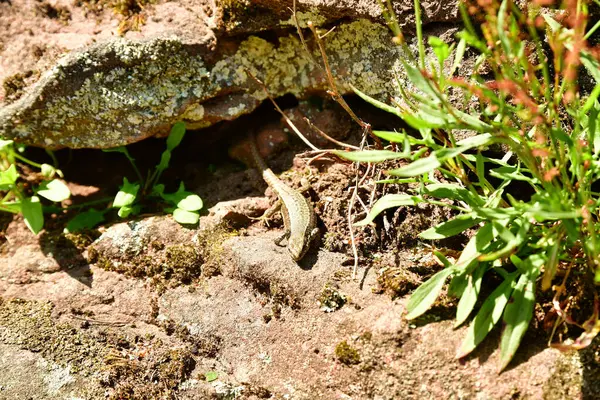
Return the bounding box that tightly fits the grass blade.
[419,214,480,240]
[455,263,487,327]
[499,274,536,372]
[406,267,454,320]
[350,84,402,117]
[454,223,494,271]
[354,194,423,226]
[456,272,517,359]
[332,150,409,163]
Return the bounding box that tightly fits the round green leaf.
[177,194,203,212]
[65,209,106,233]
[40,164,56,179]
[22,196,44,234]
[37,179,71,202]
[204,371,218,382]
[113,178,139,208]
[173,208,199,225]
[0,164,18,190]
[0,139,14,151]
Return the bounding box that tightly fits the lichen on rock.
[0,17,401,149]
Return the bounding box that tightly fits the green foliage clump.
[0,121,202,235]
[335,340,360,365]
[339,0,600,371]
[318,284,347,312]
[0,140,70,234]
[86,121,203,230]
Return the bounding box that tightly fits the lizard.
[249,135,319,262]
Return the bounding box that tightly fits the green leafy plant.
[339,0,600,371]
[106,121,203,225]
[0,139,70,234]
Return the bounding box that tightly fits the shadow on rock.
[580,338,600,399]
[38,230,97,286]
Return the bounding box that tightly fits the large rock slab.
[0,0,459,149]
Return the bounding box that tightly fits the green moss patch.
[335,340,360,366]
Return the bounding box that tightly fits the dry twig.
[245,69,320,151]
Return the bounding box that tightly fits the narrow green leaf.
[424,183,482,205]
[513,253,545,276]
[22,196,44,234]
[434,251,454,269]
[36,179,71,202]
[497,0,511,57]
[450,38,467,76]
[455,133,494,148]
[350,84,402,118]
[448,272,468,298]
[386,154,441,177]
[373,130,407,143]
[173,208,200,225]
[419,215,480,240]
[156,150,172,173]
[401,112,443,130]
[387,146,466,177]
[490,166,536,183]
[456,30,487,53]
[472,207,520,220]
[453,223,495,273]
[475,151,492,194]
[542,14,561,33]
[332,150,408,163]
[406,267,454,320]
[582,84,600,114]
[528,208,580,221]
[428,36,450,65]
[376,178,419,184]
[403,61,439,99]
[541,239,560,291]
[499,275,536,372]
[455,263,488,327]
[166,121,186,151]
[373,130,424,145]
[0,201,22,213]
[413,103,451,126]
[588,103,600,156]
[456,272,517,359]
[102,146,129,155]
[479,219,530,261]
[453,109,493,132]
[113,177,139,208]
[582,51,600,83]
[354,194,422,226]
[65,209,106,233]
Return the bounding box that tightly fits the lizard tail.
[248,133,268,172]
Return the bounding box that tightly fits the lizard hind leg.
[249,200,282,227]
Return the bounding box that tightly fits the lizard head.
[288,237,308,262]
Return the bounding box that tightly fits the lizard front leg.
[274,229,290,247]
